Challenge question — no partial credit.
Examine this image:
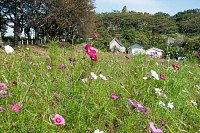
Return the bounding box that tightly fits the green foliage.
[92,37,112,52]
[2,36,14,42]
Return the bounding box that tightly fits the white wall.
[110,39,126,53]
[129,48,145,54]
[146,49,162,57]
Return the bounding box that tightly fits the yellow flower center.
[87,49,91,53]
[56,118,61,123]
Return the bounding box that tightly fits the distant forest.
[0,1,200,57]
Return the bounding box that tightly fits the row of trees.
[1,2,200,56]
[93,8,200,56]
[0,0,96,44]
[96,8,200,35]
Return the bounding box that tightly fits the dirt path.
[0,45,49,55]
[29,45,49,56]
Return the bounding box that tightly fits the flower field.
[0,42,200,133]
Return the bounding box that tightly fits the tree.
[121,6,128,13]
[150,12,178,34]
[174,9,200,34]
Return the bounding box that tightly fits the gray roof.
[128,44,143,49]
[114,38,125,47]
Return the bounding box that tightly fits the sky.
[5,0,200,36]
[95,0,200,15]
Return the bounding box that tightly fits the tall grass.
[0,43,200,133]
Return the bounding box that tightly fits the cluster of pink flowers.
[0,82,8,97]
[172,64,180,70]
[85,44,98,62]
[0,82,7,89]
[59,64,66,69]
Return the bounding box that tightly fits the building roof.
[128,44,143,49]
[113,38,125,47]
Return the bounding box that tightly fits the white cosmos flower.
[191,100,197,106]
[100,74,107,80]
[159,101,165,107]
[81,78,88,83]
[5,45,14,54]
[94,129,104,133]
[167,102,174,109]
[91,72,97,80]
[143,77,148,80]
[151,70,159,80]
[155,88,162,95]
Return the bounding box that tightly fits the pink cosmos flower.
[0,83,7,89]
[195,53,200,58]
[172,64,180,70]
[68,42,71,46]
[0,90,7,97]
[161,121,166,126]
[111,93,118,99]
[59,41,63,48]
[121,85,125,89]
[11,104,20,112]
[46,65,52,69]
[52,114,65,125]
[93,33,98,38]
[59,64,66,69]
[198,64,200,68]
[127,99,146,112]
[150,122,163,133]
[54,92,60,98]
[46,55,51,59]
[22,82,28,87]
[160,74,166,80]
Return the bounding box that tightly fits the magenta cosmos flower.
[127,99,146,112]
[93,33,98,38]
[52,114,65,125]
[111,93,118,99]
[11,104,20,112]
[195,53,200,58]
[90,54,98,62]
[161,121,166,126]
[160,74,166,80]
[150,122,163,133]
[172,64,180,70]
[85,44,96,56]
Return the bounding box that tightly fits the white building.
[146,47,163,57]
[128,44,145,54]
[109,38,126,53]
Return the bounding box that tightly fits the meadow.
[0,42,200,133]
